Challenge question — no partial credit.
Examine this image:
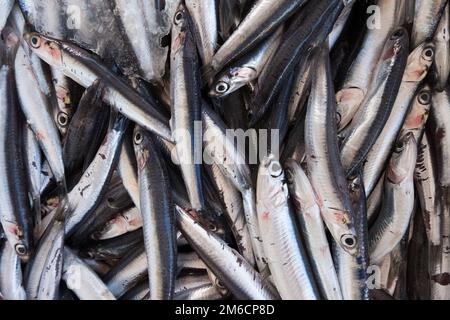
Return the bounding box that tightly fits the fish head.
[284,159,317,211]
[24,32,63,68]
[403,42,435,82]
[209,66,257,98]
[402,87,431,133]
[387,132,417,185]
[132,126,150,171]
[257,155,290,214]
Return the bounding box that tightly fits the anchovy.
[304,45,357,254]
[369,133,417,264]
[176,206,276,300]
[340,28,409,177]
[134,127,177,300]
[0,240,27,300]
[251,0,344,123]
[205,0,307,79]
[256,156,319,299]
[335,0,406,131]
[62,247,115,300]
[24,32,172,142]
[411,0,448,49]
[285,159,342,300]
[209,27,282,98]
[170,4,204,210]
[0,58,32,260]
[362,42,435,195]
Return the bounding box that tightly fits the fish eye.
[15,244,27,256]
[422,47,434,60]
[174,10,184,25]
[390,29,404,40]
[215,81,229,94]
[57,112,69,127]
[418,90,431,105]
[395,140,406,153]
[208,223,218,232]
[29,35,41,48]
[134,131,143,145]
[340,234,357,249]
[269,161,282,177]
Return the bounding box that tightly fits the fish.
[339,28,409,177]
[134,126,177,300]
[205,0,307,80]
[369,133,417,264]
[304,44,357,254]
[176,206,277,300]
[24,32,173,142]
[335,0,406,131]
[170,4,204,211]
[257,155,319,299]
[362,42,435,195]
[285,159,342,300]
[0,49,32,260]
[62,247,115,300]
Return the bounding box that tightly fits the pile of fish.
[0,0,449,300]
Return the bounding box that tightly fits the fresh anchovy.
[432,2,450,91]
[185,0,217,67]
[65,114,127,236]
[340,28,409,177]
[104,246,148,298]
[205,163,255,266]
[205,0,307,79]
[176,206,276,300]
[0,60,32,260]
[62,247,115,300]
[95,207,141,240]
[209,27,282,98]
[63,80,109,175]
[333,173,369,300]
[305,45,357,254]
[411,0,448,49]
[15,43,65,185]
[0,240,27,300]
[363,42,435,195]
[257,155,319,299]
[336,0,405,131]
[285,159,342,300]
[170,4,204,210]
[202,104,267,271]
[24,32,172,142]
[400,87,431,143]
[415,133,441,246]
[369,133,417,264]
[134,127,176,300]
[26,218,64,300]
[38,113,127,238]
[251,0,344,123]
